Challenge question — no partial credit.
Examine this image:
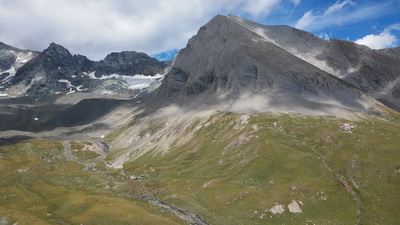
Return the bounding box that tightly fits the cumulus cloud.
[355,27,399,49]
[295,0,391,31]
[0,0,281,60]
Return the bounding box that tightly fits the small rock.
[288,200,303,213]
[290,186,299,192]
[340,123,354,132]
[130,175,139,180]
[268,203,285,214]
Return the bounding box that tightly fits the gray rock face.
[95,51,165,76]
[0,42,17,71]
[225,15,400,110]
[10,43,91,96]
[0,42,38,90]
[157,15,376,114]
[0,42,38,71]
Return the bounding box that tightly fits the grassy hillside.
[118,111,400,224]
[0,140,183,225]
[1,109,399,224]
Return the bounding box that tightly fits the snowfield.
[84,72,164,89]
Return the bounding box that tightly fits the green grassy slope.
[0,140,183,225]
[1,109,399,224]
[120,111,400,224]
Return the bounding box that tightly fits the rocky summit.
[0,14,399,225]
[158,15,400,115]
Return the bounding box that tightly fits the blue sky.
[0,0,398,61]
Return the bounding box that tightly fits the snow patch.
[85,72,164,90]
[14,51,35,64]
[0,66,17,87]
[58,79,87,94]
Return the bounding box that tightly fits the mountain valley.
[0,14,399,225]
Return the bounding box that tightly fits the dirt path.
[61,141,77,161]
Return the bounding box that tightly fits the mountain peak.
[44,42,71,54]
[156,14,385,115]
[99,51,166,75]
[40,42,74,67]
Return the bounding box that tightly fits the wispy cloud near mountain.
[295,0,391,30]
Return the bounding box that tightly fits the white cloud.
[0,0,281,60]
[295,0,391,31]
[242,0,281,18]
[295,10,316,29]
[355,28,398,49]
[296,0,353,29]
[324,0,352,16]
[388,23,400,31]
[290,0,301,6]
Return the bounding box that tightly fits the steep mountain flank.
[157,15,376,115]
[0,42,38,71]
[226,15,400,110]
[0,42,38,90]
[9,43,92,96]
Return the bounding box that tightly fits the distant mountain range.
[1,14,399,114]
[0,42,166,97]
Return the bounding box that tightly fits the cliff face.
[0,42,38,90]
[157,15,377,114]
